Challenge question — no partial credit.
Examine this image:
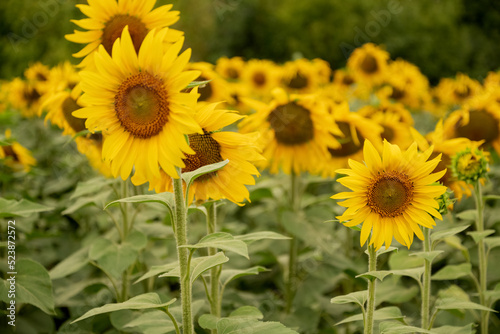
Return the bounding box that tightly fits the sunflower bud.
[451,147,488,184]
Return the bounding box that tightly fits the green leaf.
[356,270,393,282]
[435,298,496,312]
[0,198,53,217]
[199,314,219,330]
[389,250,424,269]
[379,321,433,334]
[443,235,468,252]
[62,190,113,214]
[105,192,175,219]
[386,268,424,282]
[467,230,495,244]
[455,210,477,221]
[49,247,89,280]
[483,194,500,201]
[134,261,178,284]
[72,293,176,323]
[159,254,229,280]
[336,306,404,325]
[432,324,476,334]
[188,204,208,217]
[190,252,229,284]
[432,263,472,280]
[229,306,264,319]
[410,250,443,263]
[70,177,117,200]
[331,290,367,307]
[431,225,470,246]
[220,266,268,288]
[217,319,299,334]
[234,231,290,244]
[186,79,212,89]
[180,232,249,259]
[485,237,500,251]
[182,160,229,196]
[0,258,55,315]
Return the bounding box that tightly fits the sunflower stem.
[172,167,194,334]
[120,179,130,302]
[365,244,377,334]
[286,170,301,313]
[473,182,489,334]
[207,202,221,332]
[421,227,431,330]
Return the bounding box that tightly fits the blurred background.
[1,0,499,84]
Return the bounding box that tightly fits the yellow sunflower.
[45,61,80,95]
[322,101,383,177]
[133,103,263,205]
[65,0,183,67]
[411,120,483,201]
[73,26,202,182]
[241,59,282,99]
[358,101,414,126]
[240,88,341,175]
[0,130,36,172]
[226,82,253,114]
[281,59,321,93]
[432,74,482,110]
[347,43,389,87]
[332,140,447,250]
[24,62,51,95]
[8,78,44,117]
[443,92,500,155]
[364,111,413,150]
[186,62,231,105]
[215,56,245,81]
[312,58,332,85]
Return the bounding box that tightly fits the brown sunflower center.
[102,14,149,55]
[367,171,414,217]
[197,75,213,101]
[226,67,239,79]
[455,109,499,146]
[268,102,314,145]
[430,151,451,186]
[287,72,308,89]
[252,71,266,87]
[390,87,405,100]
[342,74,354,85]
[381,125,394,142]
[329,121,364,157]
[453,86,471,100]
[182,130,223,181]
[23,87,41,106]
[36,72,47,81]
[115,72,170,139]
[2,146,19,162]
[360,54,378,74]
[62,97,87,133]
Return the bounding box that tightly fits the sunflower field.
[2,1,500,333]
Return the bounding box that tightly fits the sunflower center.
[381,125,394,142]
[226,67,239,79]
[62,97,87,133]
[455,109,499,146]
[23,87,41,106]
[390,87,405,100]
[329,121,364,157]
[115,72,170,139]
[430,151,451,185]
[102,14,149,54]
[453,86,471,100]
[2,146,19,162]
[268,102,314,145]
[197,75,213,101]
[367,171,414,217]
[360,54,378,74]
[36,72,47,81]
[182,130,223,181]
[342,75,354,85]
[252,71,266,87]
[287,72,308,89]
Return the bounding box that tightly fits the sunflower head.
[332,140,447,250]
[451,147,488,184]
[347,43,389,86]
[0,130,36,172]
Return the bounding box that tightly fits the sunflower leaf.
[467,230,495,244]
[158,252,230,282]
[385,268,424,282]
[331,290,367,307]
[432,324,476,334]
[105,192,174,211]
[379,321,433,334]
[356,270,393,282]
[186,79,212,89]
[220,266,269,288]
[234,231,290,244]
[431,263,472,280]
[431,224,470,247]
[485,237,500,251]
[0,198,53,218]
[180,232,249,258]
[455,209,477,221]
[409,250,443,263]
[182,160,229,195]
[435,298,496,312]
[70,177,117,200]
[336,306,405,325]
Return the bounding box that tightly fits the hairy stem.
[365,244,377,334]
[421,227,431,329]
[286,170,301,313]
[207,202,221,333]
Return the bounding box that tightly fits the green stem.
[120,179,130,301]
[172,167,193,334]
[473,182,488,334]
[286,170,301,313]
[421,227,431,330]
[165,307,181,334]
[365,244,377,334]
[207,203,221,333]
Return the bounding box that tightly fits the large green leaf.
[182,160,229,199]
[49,247,89,280]
[220,266,268,289]
[455,210,477,221]
[0,258,55,315]
[432,324,475,334]
[379,321,432,334]
[0,198,52,217]
[134,261,179,284]
[180,232,249,259]
[389,250,424,269]
[431,263,472,280]
[410,250,444,263]
[72,293,176,323]
[431,225,470,247]
[105,192,175,215]
[118,309,177,334]
[190,252,229,284]
[485,237,500,251]
[62,190,113,214]
[336,306,404,325]
[331,290,367,308]
[234,231,290,244]
[386,268,424,282]
[70,177,117,200]
[435,298,496,312]
[217,320,299,334]
[356,270,393,282]
[467,230,495,244]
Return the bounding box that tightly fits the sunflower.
[226,82,252,114]
[65,0,183,67]
[24,62,51,95]
[0,130,36,172]
[347,43,389,87]
[321,101,383,177]
[312,58,332,85]
[443,92,500,156]
[45,61,80,95]
[215,56,245,81]
[73,27,202,182]
[186,62,231,105]
[358,101,414,126]
[133,103,263,205]
[75,136,113,178]
[8,78,44,117]
[415,120,484,200]
[240,88,341,175]
[241,59,282,99]
[281,59,321,93]
[432,74,482,110]
[365,111,413,150]
[332,140,447,250]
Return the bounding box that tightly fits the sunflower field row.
[1,1,500,334]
